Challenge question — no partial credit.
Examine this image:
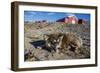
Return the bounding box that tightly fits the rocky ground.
[24,22,90,61]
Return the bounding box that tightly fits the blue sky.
[24,11,90,22]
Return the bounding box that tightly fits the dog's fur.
[57,32,83,53]
[44,32,83,53]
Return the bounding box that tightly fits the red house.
[56,15,78,24]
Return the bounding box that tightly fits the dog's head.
[44,33,63,49]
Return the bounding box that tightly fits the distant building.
[35,20,47,24]
[56,15,78,24]
[35,21,41,23]
[78,19,88,25]
[42,20,47,24]
[42,20,47,22]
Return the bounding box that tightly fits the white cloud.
[29,12,36,14]
[47,12,55,15]
[66,13,75,16]
[66,13,78,19]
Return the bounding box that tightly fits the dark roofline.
[56,17,68,22]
